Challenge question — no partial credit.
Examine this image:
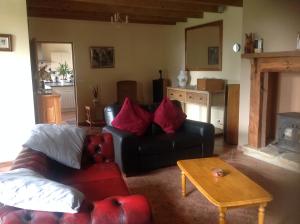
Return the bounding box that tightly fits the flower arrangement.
[92,85,99,99]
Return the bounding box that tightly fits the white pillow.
[0,168,84,213]
[23,124,86,169]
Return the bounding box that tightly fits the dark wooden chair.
[117,80,137,104]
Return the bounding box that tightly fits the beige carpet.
[125,151,300,224]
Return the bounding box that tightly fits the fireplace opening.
[272,112,300,153]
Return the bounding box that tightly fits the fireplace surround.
[242,51,300,149]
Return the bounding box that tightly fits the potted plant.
[56,62,72,81]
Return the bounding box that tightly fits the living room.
[0,0,300,223]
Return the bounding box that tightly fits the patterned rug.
[125,152,300,224]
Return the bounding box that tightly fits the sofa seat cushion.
[137,135,173,155]
[71,178,129,201]
[58,162,123,185]
[168,132,203,150]
[56,162,129,201]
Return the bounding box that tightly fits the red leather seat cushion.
[57,162,129,201]
[154,97,186,133]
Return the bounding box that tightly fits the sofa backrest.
[104,100,182,136]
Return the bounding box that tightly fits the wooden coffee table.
[177,157,273,224]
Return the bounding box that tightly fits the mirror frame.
[185,20,223,71]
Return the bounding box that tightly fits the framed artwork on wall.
[0,34,12,51]
[90,46,114,68]
[208,46,219,65]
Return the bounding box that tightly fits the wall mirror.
[185,20,223,71]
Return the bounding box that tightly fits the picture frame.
[90,47,114,68]
[208,46,219,65]
[0,34,12,51]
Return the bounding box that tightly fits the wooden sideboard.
[167,87,224,124]
[37,93,62,124]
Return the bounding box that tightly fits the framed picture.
[0,34,12,51]
[208,46,219,65]
[90,47,114,68]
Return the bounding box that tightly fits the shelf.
[242,50,300,59]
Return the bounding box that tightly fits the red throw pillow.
[154,98,186,133]
[111,97,152,136]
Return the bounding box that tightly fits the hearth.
[275,112,300,153]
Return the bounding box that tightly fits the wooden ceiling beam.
[28,8,186,25]
[27,0,204,19]
[65,0,220,13]
[173,0,243,7]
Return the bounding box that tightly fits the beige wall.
[165,6,243,127]
[29,18,170,122]
[0,0,35,162]
[239,0,300,145]
[277,73,300,113]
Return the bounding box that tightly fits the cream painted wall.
[278,73,300,112]
[165,6,243,127]
[28,18,170,122]
[239,0,300,145]
[0,0,35,162]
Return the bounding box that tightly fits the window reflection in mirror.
[185,20,223,71]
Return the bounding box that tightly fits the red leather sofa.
[0,133,152,224]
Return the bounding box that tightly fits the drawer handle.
[200,98,203,100]
[179,94,182,97]
[189,96,192,98]
[170,93,174,96]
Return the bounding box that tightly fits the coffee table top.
[177,157,273,207]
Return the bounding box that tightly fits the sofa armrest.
[83,133,114,164]
[102,126,140,175]
[181,119,215,156]
[90,195,152,224]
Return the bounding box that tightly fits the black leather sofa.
[103,101,215,176]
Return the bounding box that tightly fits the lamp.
[111,12,128,24]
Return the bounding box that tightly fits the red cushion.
[153,97,186,133]
[111,97,152,136]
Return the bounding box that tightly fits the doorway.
[34,42,77,125]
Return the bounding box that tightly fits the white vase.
[177,70,188,87]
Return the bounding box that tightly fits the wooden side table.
[85,105,105,127]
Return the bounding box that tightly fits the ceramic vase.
[177,70,188,87]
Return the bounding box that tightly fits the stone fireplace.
[242,51,300,172]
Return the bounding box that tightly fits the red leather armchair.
[0,133,152,224]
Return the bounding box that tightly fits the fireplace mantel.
[242,51,300,148]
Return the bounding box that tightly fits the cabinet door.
[38,95,62,124]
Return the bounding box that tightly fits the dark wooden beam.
[28,8,186,25]
[66,0,220,13]
[173,0,243,7]
[27,0,204,19]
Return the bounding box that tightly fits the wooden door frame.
[29,40,78,124]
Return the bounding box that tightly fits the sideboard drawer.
[186,92,207,105]
[168,89,186,102]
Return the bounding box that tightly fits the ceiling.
[27,0,243,25]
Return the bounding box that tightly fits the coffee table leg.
[258,203,266,224]
[181,171,186,197]
[218,207,227,224]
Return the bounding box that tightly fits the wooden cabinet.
[167,87,224,124]
[37,94,62,124]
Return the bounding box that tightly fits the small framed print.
[0,34,12,51]
[208,46,219,65]
[90,46,114,68]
